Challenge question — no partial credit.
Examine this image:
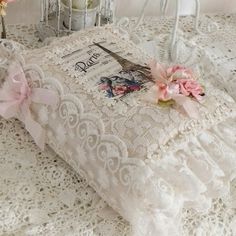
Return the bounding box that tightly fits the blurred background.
[6,0,236,24]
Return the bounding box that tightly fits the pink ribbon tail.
[173,95,200,119]
[28,88,59,149]
[0,62,59,150]
[31,88,59,107]
[0,101,21,119]
[23,104,46,150]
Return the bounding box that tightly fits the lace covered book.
[1,27,236,236]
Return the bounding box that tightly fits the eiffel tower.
[93,43,154,83]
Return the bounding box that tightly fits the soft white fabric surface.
[0,13,236,236]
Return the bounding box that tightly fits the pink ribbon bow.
[0,62,58,150]
[146,60,204,119]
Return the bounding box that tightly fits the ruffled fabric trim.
[123,118,236,236]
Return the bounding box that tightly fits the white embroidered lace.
[0,14,236,236]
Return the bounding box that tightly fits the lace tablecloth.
[1,13,236,236]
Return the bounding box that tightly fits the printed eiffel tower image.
[93,42,153,83]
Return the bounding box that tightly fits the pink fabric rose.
[167,65,194,81]
[147,60,205,118]
[178,79,204,101]
[167,65,186,74]
[149,60,168,83]
[156,82,180,101]
[149,60,195,83]
[156,82,169,101]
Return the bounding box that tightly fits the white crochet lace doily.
[1,14,236,236]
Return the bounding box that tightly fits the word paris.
[75,52,101,73]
